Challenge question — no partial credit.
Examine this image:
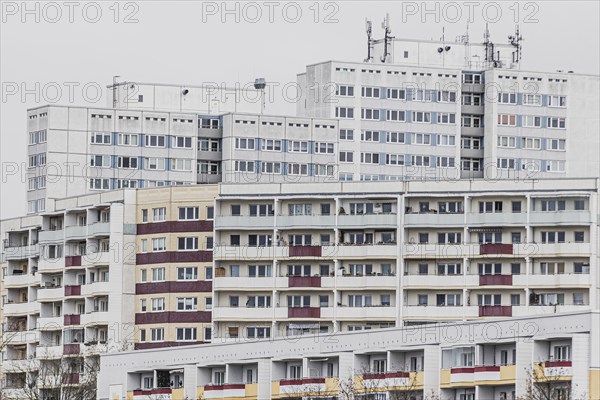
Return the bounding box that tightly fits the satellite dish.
[437,47,444,53]
[445,46,451,51]
[182,89,189,95]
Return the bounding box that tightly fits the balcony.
[214,215,274,230]
[3,301,40,315]
[2,358,39,372]
[82,251,112,265]
[479,244,513,256]
[335,244,397,259]
[289,276,321,287]
[38,229,64,243]
[289,246,322,257]
[65,255,82,267]
[449,367,474,383]
[62,373,79,385]
[529,211,591,225]
[80,281,111,296]
[80,311,110,326]
[136,280,212,294]
[514,242,591,257]
[403,274,476,288]
[64,285,81,296]
[539,361,572,378]
[88,221,111,236]
[479,306,512,317]
[64,314,81,326]
[214,276,272,290]
[277,215,335,229]
[512,305,589,317]
[3,330,39,343]
[362,371,410,388]
[63,343,80,355]
[3,244,39,260]
[278,378,327,395]
[404,212,464,227]
[467,213,526,226]
[335,306,395,320]
[37,345,63,358]
[213,246,287,261]
[334,274,396,289]
[473,365,516,383]
[479,275,513,286]
[38,287,64,302]
[288,307,320,318]
[403,243,476,259]
[4,272,40,287]
[38,257,65,271]
[403,306,478,320]
[132,388,172,398]
[38,316,63,330]
[203,384,246,399]
[64,225,87,240]
[338,214,397,229]
[513,274,591,287]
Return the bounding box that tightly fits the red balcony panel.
[480,244,513,255]
[137,220,213,235]
[479,305,512,317]
[288,276,321,288]
[544,361,572,368]
[136,280,212,294]
[289,246,322,257]
[64,314,80,326]
[64,285,81,296]
[135,311,211,324]
[63,343,80,355]
[479,275,513,286]
[62,373,79,384]
[474,366,501,372]
[363,372,410,380]
[65,255,81,267]
[134,341,206,350]
[136,251,212,265]
[450,367,475,374]
[280,378,326,386]
[133,388,172,396]
[222,384,246,390]
[287,307,320,318]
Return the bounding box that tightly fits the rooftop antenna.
[508,25,523,68]
[457,24,471,68]
[483,23,499,68]
[380,13,394,63]
[112,76,120,108]
[365,19,373,62]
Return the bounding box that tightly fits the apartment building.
[134,185,217,349]
[211,178,598,341]
[98,311,599,400]
[0,190,137,399]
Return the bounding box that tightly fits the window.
[89,178,110,190]
[546,160,565,172]
[541,231,565,243]
[151,298,165,311]
[205,266,213,280]
[540,200,565,211]
[287,295,311,307]
[548,95,566,107]
[437,264,461,275]
[248,234,272,247]
[231,205,241,216]
[548,139,566,151]
[348,294,372,307]
[437,232,461,244]
[362,108,380,120]
[361,153,380,164]
[547,117,566,129]
[436,294,461,306]
[574,200,585,210]
[206,237,213,250]
[497,158,516,170]
[463,73,482,84]
[171,159,192,171]
[177,297,198,311]
[150,328,164,341]
[437,134,456,146]
[145,135,166,147]
[246,327,271,339]
[462,93,482,105]
[418,264,429,275]
[411,155,431,167]
[478,232,503,244]
[418,233,429,244]
[151,267,165,281]
[414,89,432,102]
[498,92,517,104]
[153,207,166,222]
[91,132,111,144]
[523,115,542,127]
[140,299,147,312]
[361,86,380,98]
[413,133,431,145]
[151,238,166,252]
[235,138,255,150]
[553,345,570,361]
[418,294,428,306]
[288,204,312,216]
[386,131,405,143]
[573,293,584,305]
[437,113,456,124]
[497,114,516,126]
[261,139,282,152]
[200,118,220,129]
[173,136,192,148]
[118,133,138,146]
[250,204,273,216]
[336,84,354,97]
[339,129,354,140]
[145,157,165,170]
[339,151,353,163]
[178,237,198,251]
[413,111,431,123]
[288,140,309,153]
[523,94,541,105]
[386,110,405,122]
[497,136,516,148]
[438,90,457,102]
[361,131,380,142]
[247,295,271,308]
[386,154,404,166]
[511,232,522,243]
[177,267,198,281]
[234,160,255,172]
[249,264,271,277]
[540,262,565,275]
[511,294,521,306]
[335,107,354,119]
[179,207,199,220]
[90,155,110,168]
[199,138,221,152]
[478,263,502,275]
[478,294,502,306]
[574,231,584,243]
[176,327,197,341]
[387,88,406,100]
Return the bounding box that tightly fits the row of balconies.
[214,242,591,260]
[37,252,112,271]
[214,210,591,230]
[38,222,110,243]
[212,304,588,321]
[214,273,591,290]
[3,243,40,261]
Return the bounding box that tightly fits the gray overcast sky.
[1,1,599,219]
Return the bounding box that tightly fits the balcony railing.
[63,343,80,355]
[64,285,81,296]
[65,255,82,267]
[479,305,512,317]
[288,276,321,287]
[479,274,513,286]
[480,244,513,255]
[64,314,81,326]
[289,246,322,257]
[288,307,321,318]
